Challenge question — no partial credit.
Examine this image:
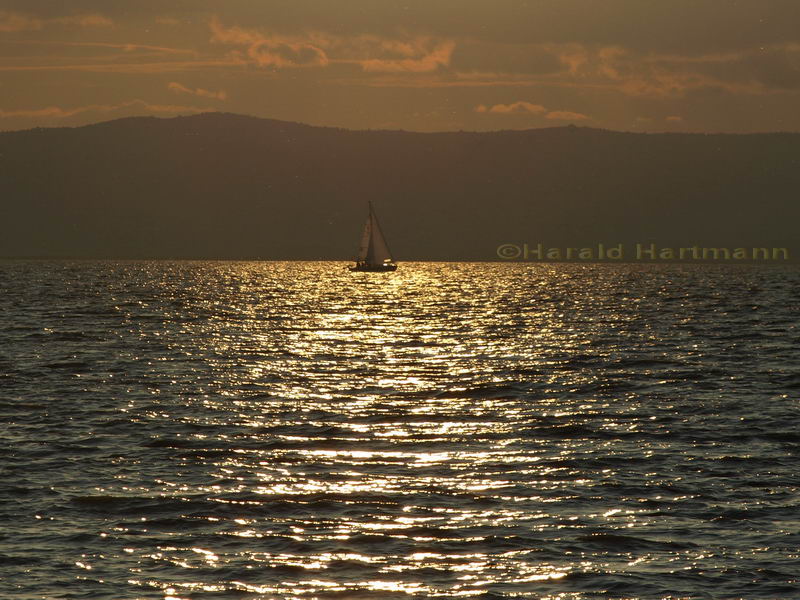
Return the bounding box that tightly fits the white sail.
[357,202,393,265]
[356,212,373,262]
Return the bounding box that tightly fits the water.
[1,260,799,599]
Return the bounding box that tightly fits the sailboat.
[349,201,397,272]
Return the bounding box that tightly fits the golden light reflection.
[100,263,722,598]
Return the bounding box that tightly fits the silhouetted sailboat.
[349,202,397,272]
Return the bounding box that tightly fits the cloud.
[168,82,227,100]
[666,115,683,122]
[0,11,112,32]
[0,58,238,74]
[0,11,42,32]
[328,33,456,73]
[0,100,210,124]
[545,111,589,121]
[6,39,197,56]
[0,38,215,77]
[475,100,590,122]
[0,106,73,119]
[209,17,454,73]
[209,17,262,46]
[156,16,182,26]
[250,40,328,68]
[477,101,547,114]
[433,41,800,97]
[542,42,800,97]
[210,16,328,68]
[336,40,764,95]
[359,39,454,73]
[54,14,113,28]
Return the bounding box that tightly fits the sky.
[3,0,800,133]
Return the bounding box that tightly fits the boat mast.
[368,201,393,263]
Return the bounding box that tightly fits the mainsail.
[357,202,393,265]
[350,202,397,272]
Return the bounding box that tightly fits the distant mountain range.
[1,112,798,261]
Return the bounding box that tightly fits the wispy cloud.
[210,29,800,98]
[4,39,196,56]
[155,16,182,26]
[53,14,113,28]
[0,58,238,74]
[545,110,589,121]
[0,11,42,32]
[373,41,800,97]
[540,42,793,97]
[475,101,589,122]
[358,39,454,73]
[168,82,227,100]
[475,101,546,114]
[0,11,112,32]
[0,100,210,123]
[209,17,454,73]
[210,17,329,68]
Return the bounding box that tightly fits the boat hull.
[349,263,397,272]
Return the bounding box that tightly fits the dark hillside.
[1,113,798,259]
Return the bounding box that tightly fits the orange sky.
[3,0,800,132]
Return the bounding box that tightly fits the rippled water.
[1,260,799,599]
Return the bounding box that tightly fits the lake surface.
[1,261,799,599]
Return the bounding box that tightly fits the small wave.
[0,553,41,566]
[43,360,90,371]
[518,423,643,440]
[763,431,800,443]
[68,494,199,515]
[437,382,526,399]
[576,532,698,550]
[612,357,685,368]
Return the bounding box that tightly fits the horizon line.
[2,256,798,265]
[4,111,800,137]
